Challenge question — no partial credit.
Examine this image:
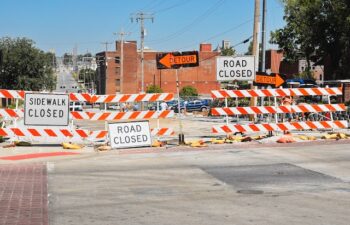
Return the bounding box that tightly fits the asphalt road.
[55,67,80,94]
[47,142,350,225]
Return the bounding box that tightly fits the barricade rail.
[211,104,346,115]
[212,121,348,133]
[211,87,342,98]
[90,93,174,103]
[0,89,92,102]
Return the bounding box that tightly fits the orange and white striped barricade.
[87,92,175,142]
[0,127,90,143]
[211,87,342,98]
[212,121,348,133]
[211,104,347,116]
[210,87,345,135]
[0,89,92,102]
[90,93,174,103]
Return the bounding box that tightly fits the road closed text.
[216,56,255,81]
[109,121,152,149]
[24,93,69,126]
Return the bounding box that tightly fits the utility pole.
[116,29,131,94]
[131,12,154,93]
[250,0,260,121]
[252,0,260,71]
[101,41,112,52]
[261,0,267,72]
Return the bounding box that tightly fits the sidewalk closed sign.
[216,56,255,81]
[24,93,69,126]
[108,121,152,149]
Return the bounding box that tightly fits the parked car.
[69,102,83,111]
[173,99,210,113]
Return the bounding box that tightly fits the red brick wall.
[107,41,220,95]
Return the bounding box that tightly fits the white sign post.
[108,121,152,149]
[24,93,69,126]
[216,56,255,81]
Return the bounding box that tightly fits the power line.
[153,0,192,14]
[174,18,254,51]
[147,0,226,44]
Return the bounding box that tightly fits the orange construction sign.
[255,73,285,87]
[157,51,199,69]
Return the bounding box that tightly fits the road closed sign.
[24,93,69,126]
[216,56,255,81]
[108,121,152,149]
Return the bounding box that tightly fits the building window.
[115,79,120,86]
[301,66,305,71]
[115,56,120,63]
[115,67,120,75]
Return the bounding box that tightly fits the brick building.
[265,50,324,83]
[96,41,220,95]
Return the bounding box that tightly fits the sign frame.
[108,120,152,149]
[24,93,70,126]
[216,55,255,81]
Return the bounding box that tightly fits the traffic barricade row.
[0,90,176,143]
[210,87,347,134]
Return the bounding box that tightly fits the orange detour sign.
[157,51,199,69]
[254,72,285,87]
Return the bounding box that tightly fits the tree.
[146,85,163,93]
[180,86,198,99]
[220,46,236,56]
[270,0,350,80]
[63,53,72,66]
[0,37,56,91]
[78,68,96,85]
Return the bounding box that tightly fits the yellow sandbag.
[62,142,82,150]
[96,145,111,151]
[152,140,165,147]
[297,135,309,141]
[277,135,296,143]
[338,133,347,139]
[14,141,32,146]
[211,138,225,144]
[190,140,207,147]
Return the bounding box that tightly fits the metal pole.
[261,0,267,72]
[250,0,260,121]
[141,16,145,93]
[176,69,184,144]
[225,97,229,125]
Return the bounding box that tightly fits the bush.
[146,85,163,93]
[180,86,198,98]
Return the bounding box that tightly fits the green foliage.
[294,71,314,80]
[180,85,198,98]
[270,0,350,80]
[79,68,96,84]
[146,85,163,93]
[220,46,236,56]
[0,37,56,91]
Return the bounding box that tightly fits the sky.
[0,0,286,56]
